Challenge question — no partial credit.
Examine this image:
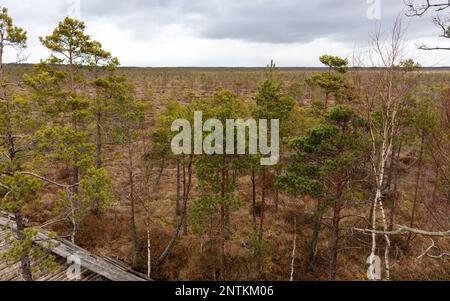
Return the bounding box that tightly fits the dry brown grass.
[10,66,450,280]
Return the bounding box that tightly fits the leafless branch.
[406,1,450,50]
[418,44,450,50]
[18,171,77,188]
[0,182,10,190]
[428,252,450,259]
[405,0,450,16]
[353,225,450,237]
[39,210,72,229]
[417,239,450,259]
[417,239,437,259]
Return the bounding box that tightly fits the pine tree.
[190,88,248,280]
[278,105,368,279]
[89,43,119,169]
[252,61,295,272]
[0,6,34,281]
[0,6,27,81]
[154,99,196,267]
[105,75,149,268]
[305,55,355,112]
[0,7,58,281]
[23,17,115,242]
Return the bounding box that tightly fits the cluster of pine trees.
[0,9,147,280]
[1,6,450,281]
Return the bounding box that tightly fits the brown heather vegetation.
[1,4,450,281]
[4,64,450,281]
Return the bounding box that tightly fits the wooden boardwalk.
[0,213,147,281]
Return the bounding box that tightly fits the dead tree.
[405,0,450,50]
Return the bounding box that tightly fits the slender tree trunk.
[259,168,267,240]
[182,162,188,235]
[224,205,230,240]
[275,167,281,212]
[71,166,80,243]
[406,132,425,249]
[389,141,402,231]
[290,216,297,281]
[3,89,33,281]
[219,204,225,280]
[14,212,33,281]
[127,145,139,268]
[385,141,399,193]
[176,159,181,216]
[147,223,151,279]
[255,168,267,274]
[90,111,103,216]
[72,167,79,196]
[7,132,15,165]
[219,167,226,279]
[157,156,193,266]
[10,127,33,281]
[431,165,439,205]
[308,200,323,270]
[251,168,262,273]
[155,165,164,188]
[368,195,376,230]
[329,187,343,281]
[0,34,4,83]
[447,187,450,204]
[251,169,257,229]
[369,118,393,281]
[95,111,102,169]
[224,166,230,241]
[69,53,75,94]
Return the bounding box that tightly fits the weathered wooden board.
[0,214,147,281]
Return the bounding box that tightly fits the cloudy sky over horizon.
[1,0,449,67]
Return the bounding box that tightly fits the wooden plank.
[0,215,147,281]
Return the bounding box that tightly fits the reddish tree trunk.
[182,163,188,235]
[251,169,257,229]
[329,186,343,280]
[407,132,425,249]
[95,111,102,169]
[308,200,323,270]
[128,148,139,268]
[15,212,33,281]
[260,168,267,240]
[157,156,193,266]
[219,168,226,280]
[176,159,181,216]
[389,141,403,231]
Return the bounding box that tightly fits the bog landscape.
[1,1,450,281]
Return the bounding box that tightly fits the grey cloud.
[78,0,437,43]
[2,0,440,44]
[1,0,447,66]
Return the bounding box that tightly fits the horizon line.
[6,63,450,69]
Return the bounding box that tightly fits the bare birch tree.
[363,17,409,281]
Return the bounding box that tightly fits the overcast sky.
[1,0,449,67]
